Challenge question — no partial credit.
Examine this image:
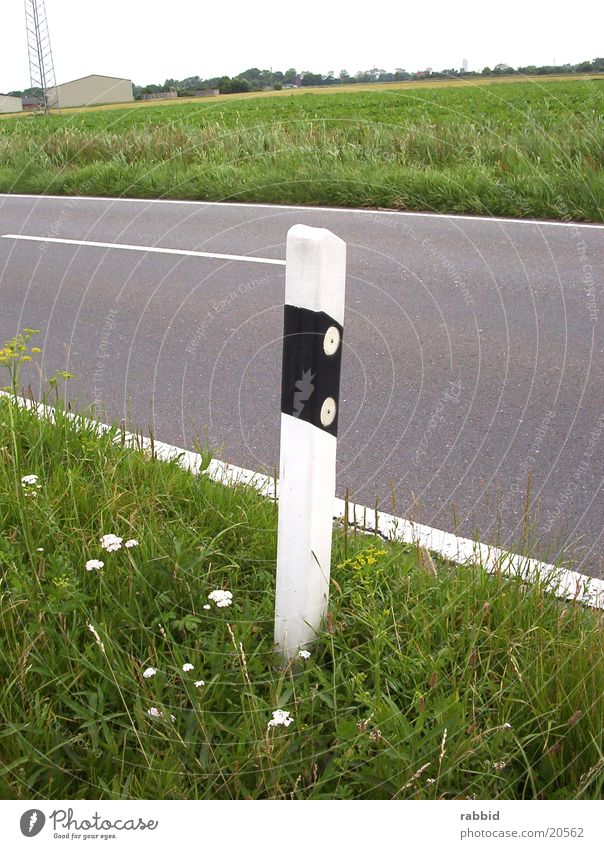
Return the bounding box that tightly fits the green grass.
[1,79,603,220]
[1,373,603,798]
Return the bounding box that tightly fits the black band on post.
[280,305,343,437]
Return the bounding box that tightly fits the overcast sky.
[2,0,603,91]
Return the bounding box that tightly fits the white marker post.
[274,225,346,659]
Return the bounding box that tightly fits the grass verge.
[0,377,603,798]
[0,79,603,221]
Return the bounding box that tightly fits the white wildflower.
[426,778,436,785]
[194,680,205,688]
[492,761,507,771]
[182,662,194,672]
[503,722,512,730]
[36,547,44,552]
[124,539,139,548]
[203,604,211,610]
[268,709,293,728]
[85,559,104,571]
[100,533,123,552]
[208,589,233,608]
[298,650,311,660]
[147,707,161,718]
[21,474,38,486]
[143,667,157,679]
[24,491,38,498]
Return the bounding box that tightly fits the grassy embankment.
[1,332,603,800]
[0,78,603,220]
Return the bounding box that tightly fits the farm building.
[22,95,43,111]
[140,89,218,101]
[141,91,178,101]
[47,74,133,109]
[0,95,23,114]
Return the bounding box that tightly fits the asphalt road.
[0,194,602,576]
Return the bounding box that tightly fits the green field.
[1,335,604,800]
[1,79,603,220]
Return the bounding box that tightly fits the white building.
[48,74,133,109]
[0,94,23,114]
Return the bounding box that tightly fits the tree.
[228,77,251,93]
[300,72,324,86]
[240,68,262,83]
[493,63,514,76]
[181,76,203,90]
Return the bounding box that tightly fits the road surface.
[0,193,602,576]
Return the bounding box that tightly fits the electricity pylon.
[24,0,57,112]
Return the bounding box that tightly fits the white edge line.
[1,389,602,610]
[1,193,603,231]
[1,234,286,266]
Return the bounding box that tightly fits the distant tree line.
[4,58,604,99]
[129,58,604,99]
[4,86,43,98]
